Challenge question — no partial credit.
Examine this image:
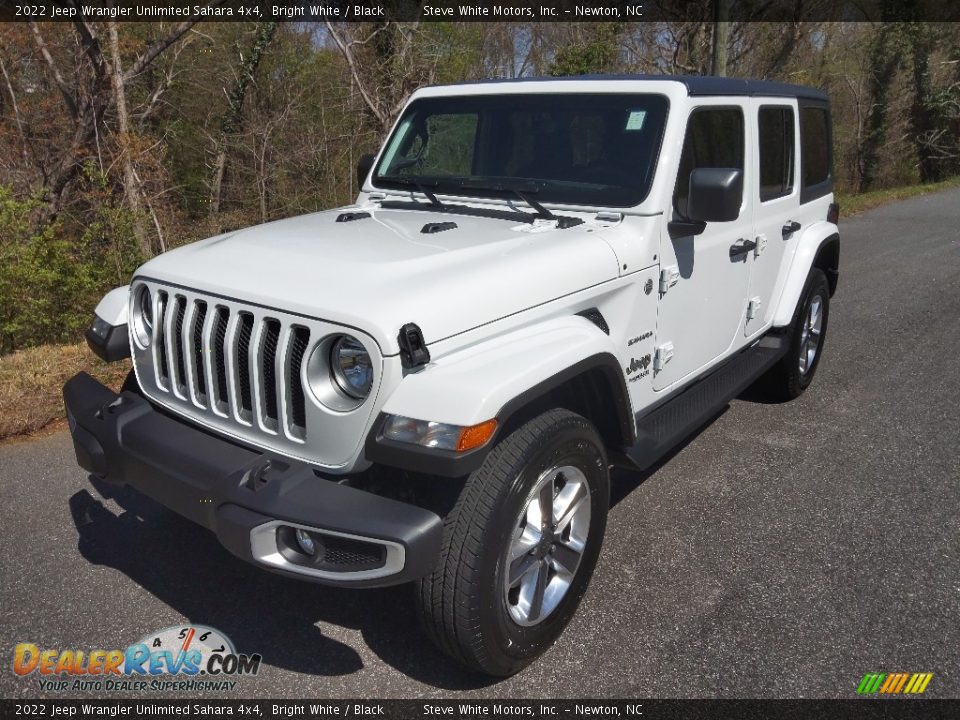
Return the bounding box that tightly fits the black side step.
[624,334,788,470]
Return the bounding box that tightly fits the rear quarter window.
[758,106,795,202]
[800,105,832,202]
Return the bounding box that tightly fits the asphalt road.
[2,189,959,700]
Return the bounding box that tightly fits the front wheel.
[416,409,609,676]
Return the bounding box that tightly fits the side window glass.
[758,107,795,201]
[674,107,744,217]
[800,107,831,188]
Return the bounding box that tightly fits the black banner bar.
[2,699,959,720]
[3,0,960,23]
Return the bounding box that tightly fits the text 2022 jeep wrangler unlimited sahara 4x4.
[65,76,839,676]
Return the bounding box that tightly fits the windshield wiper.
[376,176,444,209]
[452,180,585,228]
[377,176,583,228]
[453,180,556,221]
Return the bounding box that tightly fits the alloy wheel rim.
[798,294,824,375]
[503,464,591,627]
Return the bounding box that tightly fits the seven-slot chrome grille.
[129,279,382,468]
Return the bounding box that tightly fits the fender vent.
[577,309,610,335]
[421,221,457,234]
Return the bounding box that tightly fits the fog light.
[294,528,316,556]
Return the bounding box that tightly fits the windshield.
[373,93,670,208]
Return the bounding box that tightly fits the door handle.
[782,221,801,238]
[729,239,757,258]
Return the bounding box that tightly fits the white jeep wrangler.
[65,76,839,676]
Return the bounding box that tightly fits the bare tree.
[711,0,730,76]
[29,12,203,227]
[209,21,277,218]
[0,55,30,167]
[107,21,152,256]
[324,22,438,133]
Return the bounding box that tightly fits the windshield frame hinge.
[659,265,681,295]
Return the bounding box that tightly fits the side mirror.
[687,168,743,223]
[357,153,376,189]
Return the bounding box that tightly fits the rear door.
[746,100,800,336]
[654,101,753,391]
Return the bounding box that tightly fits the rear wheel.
[416,409,609,676]
[761,268,830,401]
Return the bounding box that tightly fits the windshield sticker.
[625,110,647,131]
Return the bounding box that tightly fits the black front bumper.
[63,372,442,587]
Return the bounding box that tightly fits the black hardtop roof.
[440,74,828,102]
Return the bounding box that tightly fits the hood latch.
[398,323,431,369]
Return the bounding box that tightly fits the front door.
[654,102,753,391]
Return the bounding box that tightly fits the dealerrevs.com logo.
[13,625,261,693]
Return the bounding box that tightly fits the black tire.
[760,268,830,401]
[416,408,609,676]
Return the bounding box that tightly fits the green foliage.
[0,186,142,354]
[548,24,622,77]
[426,23,486,84]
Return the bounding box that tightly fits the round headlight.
[330,335,373,399]
[132,286,153,347]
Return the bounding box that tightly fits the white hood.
[137,205,621,355]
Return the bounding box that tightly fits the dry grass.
[0,342,130,441]
[837,176,960,217]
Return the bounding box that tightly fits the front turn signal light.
[456,419,498,452]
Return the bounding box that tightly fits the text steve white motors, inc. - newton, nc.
[271,703,644,717]
[422,4,644,18]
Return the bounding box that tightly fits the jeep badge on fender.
[65,76,838,677]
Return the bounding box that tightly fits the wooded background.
[2,17,959,353]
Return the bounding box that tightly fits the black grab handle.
[782,221,802,238]
[729,239,757,257]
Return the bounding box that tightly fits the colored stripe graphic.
[893,673,909,693]
[879,674,898,693]
[915,673,933,694]
[857,672,933,695]
[857,673,886,694]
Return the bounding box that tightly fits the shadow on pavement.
[66,398,745,688]
[68,484,498,691]
[609,406,729,507]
